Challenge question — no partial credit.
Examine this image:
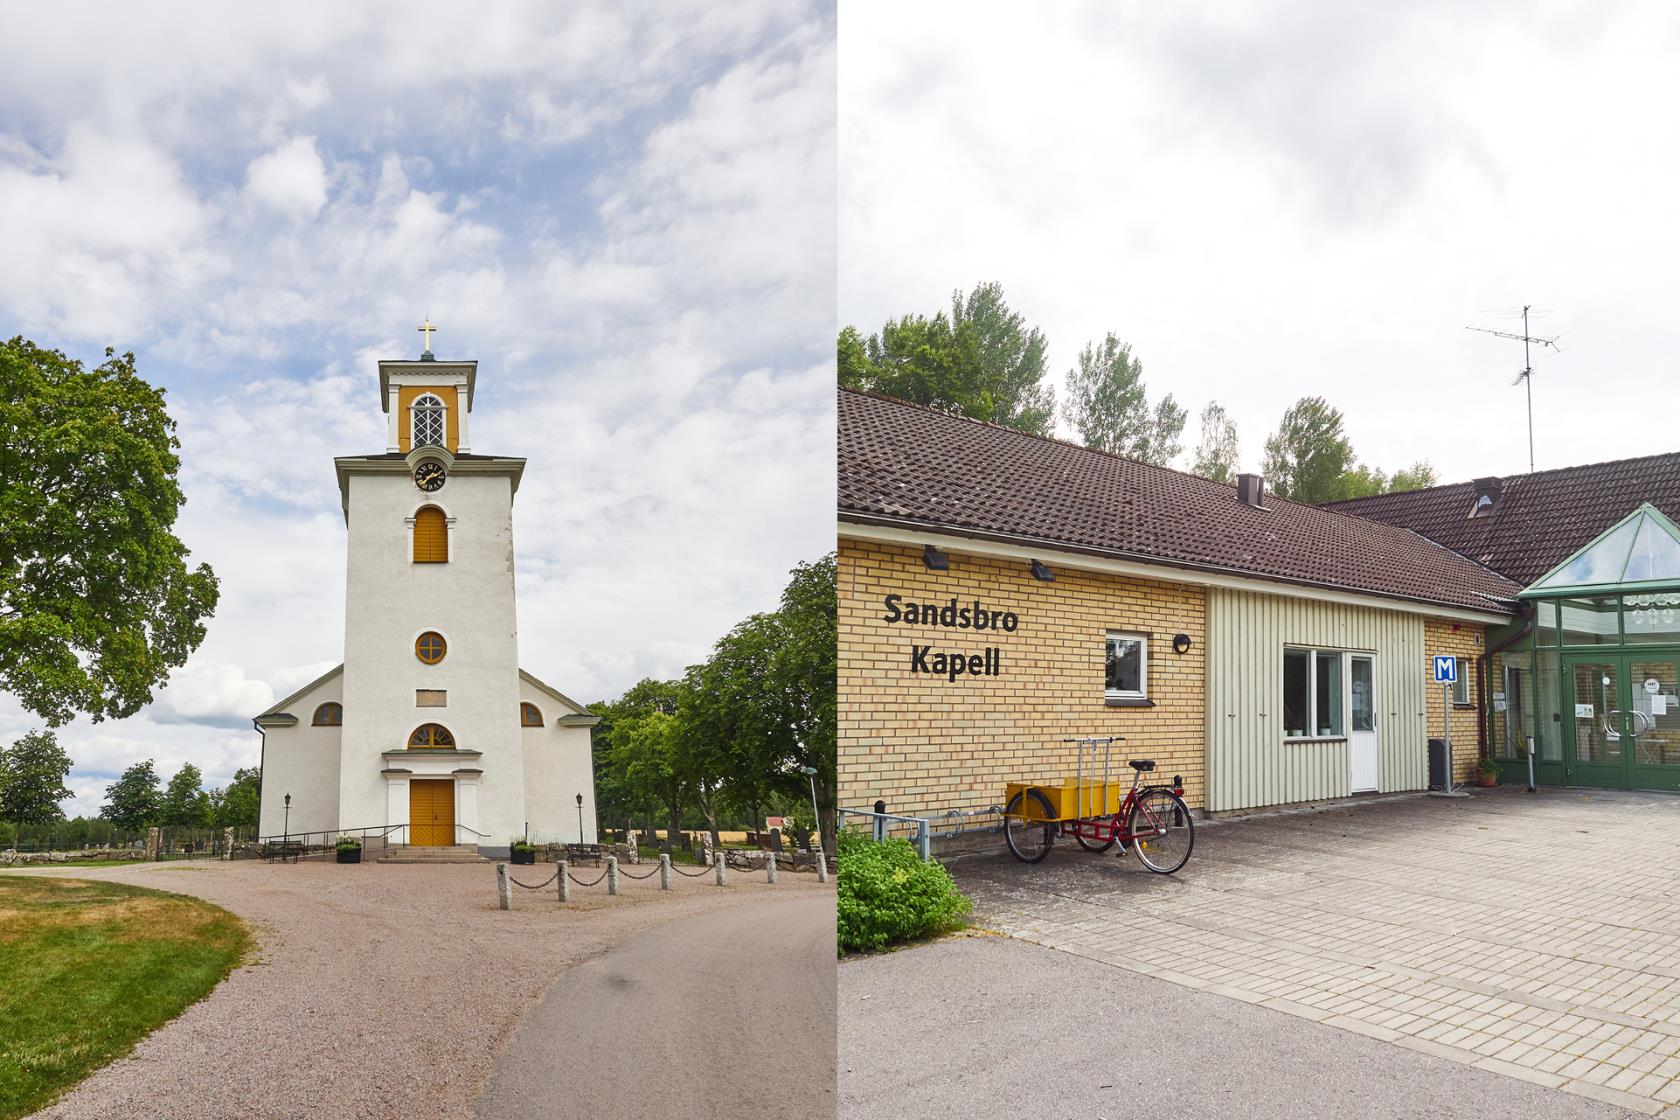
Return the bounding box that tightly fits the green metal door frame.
[1561,653,1629,789]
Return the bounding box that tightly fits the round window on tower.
[415,631,447,664]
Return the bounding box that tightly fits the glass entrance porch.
[1508,504,1680,793]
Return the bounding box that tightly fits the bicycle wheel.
[1074,819,1116,853]
[1003,789,1057,863]
[1127,788,1194,874]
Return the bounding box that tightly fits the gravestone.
[768,827,784,853]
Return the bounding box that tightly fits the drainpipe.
[253,719,267,839]
[1477,601,1535,760]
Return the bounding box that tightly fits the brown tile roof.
[838,389,1521,615]
[1322,452,1680,587]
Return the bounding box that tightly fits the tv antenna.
[1465,304,1561,473]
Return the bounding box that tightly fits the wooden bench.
[260,840,305,862]
[565,843,605,866]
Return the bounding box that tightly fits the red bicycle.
[1002,737,1194,874]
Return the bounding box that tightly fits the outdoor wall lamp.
[1173,633,1193,655]
[922,545,949,571]
[1030,559,1055,582]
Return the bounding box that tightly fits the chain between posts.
[567,866,610,887]
[508,868,560,890]
[617,863,660,879]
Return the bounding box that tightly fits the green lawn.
[0,877,250,1119]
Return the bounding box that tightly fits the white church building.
[253,340,599,856]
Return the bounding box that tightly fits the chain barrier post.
[497,863,511,911]
[714,851,727,887]
[659,852,671,890]
[558,859,571,903]
[607,855,620,896]
[814,841,829,884]
[766,851,778,884]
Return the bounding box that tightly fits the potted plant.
[335,835,362,864]
[510,838,537,865]
[1473,756,1501,788]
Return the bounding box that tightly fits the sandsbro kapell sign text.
[882,594,1016,682]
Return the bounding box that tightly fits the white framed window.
[1105,632,1148,700]
[412,393,446,448]
[1452,657,1472,705]
[1283,647,1347,739]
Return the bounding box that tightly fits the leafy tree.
[1388,461,1439,493]
[1330,464,1389,501]
[101,759,162,831]
[1262,396,1355,504]
[1192,402,1241,483]
[209,767,260,830]
[618,706,688,851]
[0,339,219,726]
[838,283,1055,435]
[0,729,73,840]
[768,554,837,852]
[1060,333,1186,464]
[159,763,210,829]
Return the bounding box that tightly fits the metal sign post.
[1429,656,1469,798]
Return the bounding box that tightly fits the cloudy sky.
[842,1,1679,482]
[0,2,835,817]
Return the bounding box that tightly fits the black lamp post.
[575,792,585,844]
[282,793,291,863]
[800,766,821,850]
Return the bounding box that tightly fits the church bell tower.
[332,325,529,848]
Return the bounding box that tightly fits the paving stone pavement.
[952,787,1680,1117]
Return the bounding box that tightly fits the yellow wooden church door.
[409,780,455,846]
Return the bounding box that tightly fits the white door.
[1350,655,1379,792]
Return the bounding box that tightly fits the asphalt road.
[475,892,836,1120]
[840,936,1641,1120]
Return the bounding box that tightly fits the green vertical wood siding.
[1206,588,1428,812]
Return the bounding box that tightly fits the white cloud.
[840,1,1680,481]
[152,661,276,729]
[244,136,327,219]
[0,2,835,825]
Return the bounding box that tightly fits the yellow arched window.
[415,632,446,664]
[312,702,342,726]
[408,723,455,749]
[520,702,543,727]
[413,506,448,563]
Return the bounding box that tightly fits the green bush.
[837,831,972,954]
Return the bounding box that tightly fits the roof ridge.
[841,387,1515,550]
[1327,446,1680,510]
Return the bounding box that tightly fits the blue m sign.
[1433,655,1457,684]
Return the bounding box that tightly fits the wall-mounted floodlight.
[922,545,949,571]
[1030,560,1054,582]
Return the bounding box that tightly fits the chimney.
[1237,473,1265,508]
[1472,476,1502,501]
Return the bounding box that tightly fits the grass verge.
[0,876,250,1119]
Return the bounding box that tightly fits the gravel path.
[3,859,833,1119]
[476,892,836,1119]
[841,935,1639,1120]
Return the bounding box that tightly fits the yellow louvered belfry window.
[413,506,448,563]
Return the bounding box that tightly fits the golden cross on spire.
[417,316,438,355]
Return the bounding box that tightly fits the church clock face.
[414,462,447,492]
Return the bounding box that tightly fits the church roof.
[378,358,476,410]
[519,670,600,725]
[254,664,343,727]
[252,664,598,726]
[838,388,1521,616]
[1323,450,1680,586]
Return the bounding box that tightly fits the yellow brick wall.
[1423,617,1487,784]
[839,539,1207,816]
